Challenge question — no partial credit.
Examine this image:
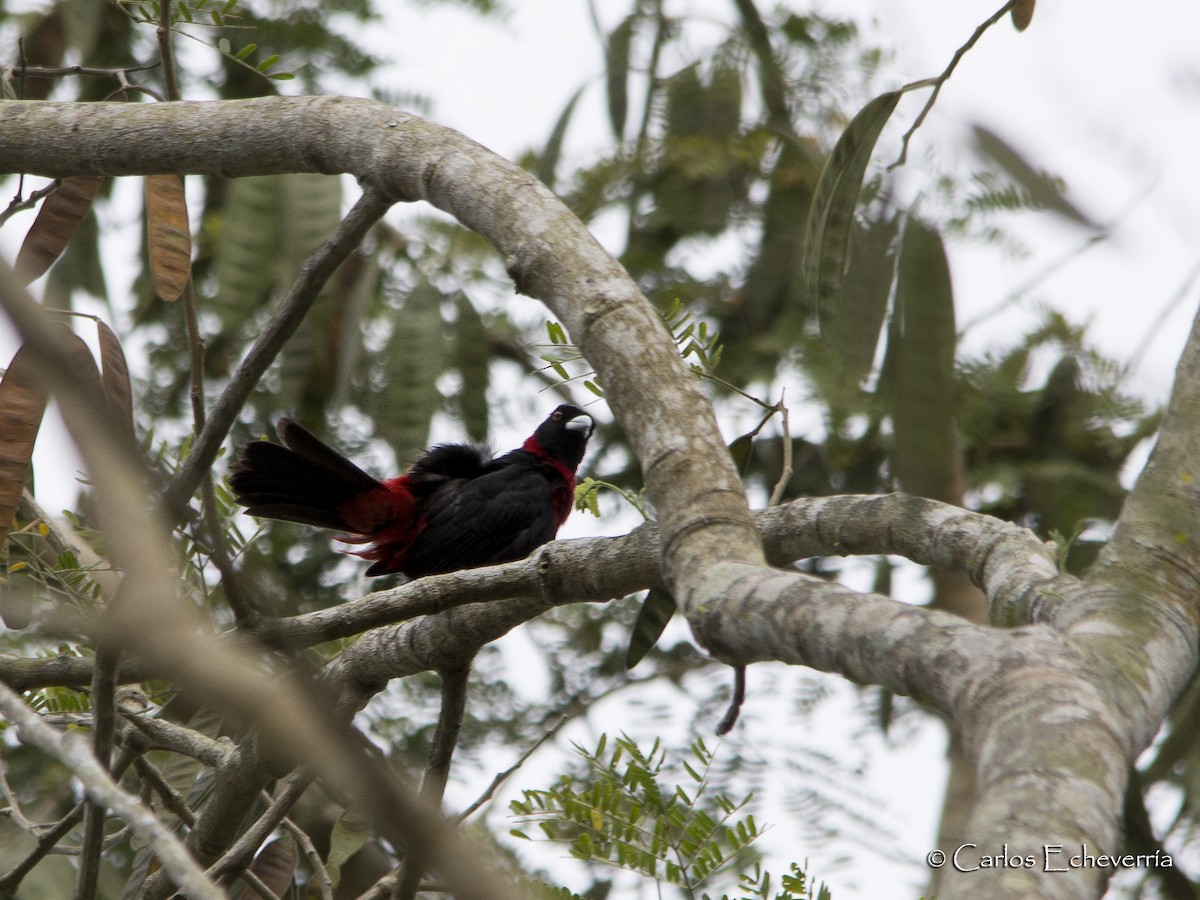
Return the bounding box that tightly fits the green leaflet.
[213,175,284,322]
[824,212,900,383]
[454,293,490,444]
[275,173,346,416]
[727,431,756,475]
[537,84,586,191]
[884,218,959,501]
[801,89,901,327]
[373,280,447,467]
[325,805,373,892]
[624,588,678,670]
[604,13,636,140]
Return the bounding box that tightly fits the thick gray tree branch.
[2,491,1066,686]
[253,493,1066,650]
[3,97,1199,899]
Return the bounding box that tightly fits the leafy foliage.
[512,735,830,900]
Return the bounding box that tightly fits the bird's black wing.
[403,454,561,577]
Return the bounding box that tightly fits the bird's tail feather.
[229,418,382,531]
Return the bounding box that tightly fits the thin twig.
[0,801,87,892]
[76,640,120,900]
[394,664,473,900]
[202,479,259,624]
[183,273,259,625]
[120,708,232,767]
[105,74,164,102]
[960,176,1158,337]
[132,755,198,827]
[238,866,284,900]
[3,62,160,79]
[157,0,182,102]
[714,665,747,736]
[354,871,399,900]
[181,281,206,430]
[164,0,248,628]
[0,756,38,832]
[457,715,568,822]
[206,771,315,885]
[0,685,224,900]
[766,394,792,508]
[280,816,335,900]
[154,4,252,626]
[0,177,62,228]
[1126,254,1200,376]
[717,388,793,735]
[888,0,1020,171]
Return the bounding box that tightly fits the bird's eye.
[552,411,563,420]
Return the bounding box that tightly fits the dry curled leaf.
[145,173,192,301]
[241,837,296,899]
[14,175,104,284]
[97,319,134,434]
[0,345,50,541]
[1011,0,1035,31]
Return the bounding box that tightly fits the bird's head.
[526,404,594,472]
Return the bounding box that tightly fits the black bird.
[229,405,594,578]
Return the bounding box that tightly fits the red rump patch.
[335,477,424,570]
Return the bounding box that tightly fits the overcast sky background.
[381,0,1200,400]
[5,1,1200,896]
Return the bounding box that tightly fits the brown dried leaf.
[97,320,134,434]
[242,838,296,899]
[0,345,50,541]
[145,174,192,302]
[14,176,104,284]
[1011,0,1035,31]
[59,326,105,398]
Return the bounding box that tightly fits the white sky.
[5,1,1200,896]
[379,0,1200,400]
